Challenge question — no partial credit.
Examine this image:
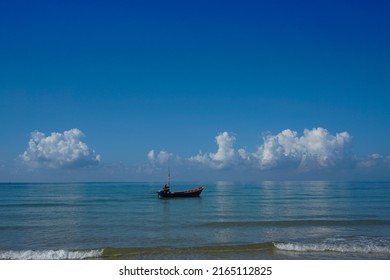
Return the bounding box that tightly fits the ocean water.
[0,181,389,260]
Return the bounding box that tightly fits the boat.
[157,168,204,198]
[157,186,204,198]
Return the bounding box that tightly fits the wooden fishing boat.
[157,168,204,198]
[157,186,204,198]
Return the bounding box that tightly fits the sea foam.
[0,249,103,260]
[274,238,390,254]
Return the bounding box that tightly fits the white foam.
[0,249,103,260]
[274,241,390,254]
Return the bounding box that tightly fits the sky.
[1,0,390,182]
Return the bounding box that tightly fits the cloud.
[188,128,352,171]
[21,128,100,169]
[254,128,352,170]
[189,132,236,169]
[357,153,390,169]
[147,149,172,164]
[145,127,389,179]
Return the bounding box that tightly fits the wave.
[3,238,390,260]
[0,244,274,260]
[0,249,103,260]
[102,240,390,259]
[274,237,390,254]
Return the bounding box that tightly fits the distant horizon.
[2,179,390,184]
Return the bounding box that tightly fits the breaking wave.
[274,237,390,255]
[0,249,103,260]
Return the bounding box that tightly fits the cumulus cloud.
[189,132,236,169]
[145,127,389,177]
[254,128,352,170]
[188,128,352,171]
[147,149,172,164]
[21,128,100,169]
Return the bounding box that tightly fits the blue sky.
[1,0,389,182]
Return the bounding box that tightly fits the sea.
[0,181,389,260]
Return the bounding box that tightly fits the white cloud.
[188,128,352,171]
[210,131,236,163]
[147,149,172,164]
[21,128,100,169]
[145,127,389,177]
[189,132,236,169]
[147,150,155,161]
[238,148,251,161]
[357,153,390,168]
[255,128,352,170]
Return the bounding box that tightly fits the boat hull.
[157,187,204,198]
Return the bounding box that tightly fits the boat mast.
[168,167,171,187]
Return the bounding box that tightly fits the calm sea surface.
[0,181,389,259]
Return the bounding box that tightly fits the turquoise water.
[0,181,389,259]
